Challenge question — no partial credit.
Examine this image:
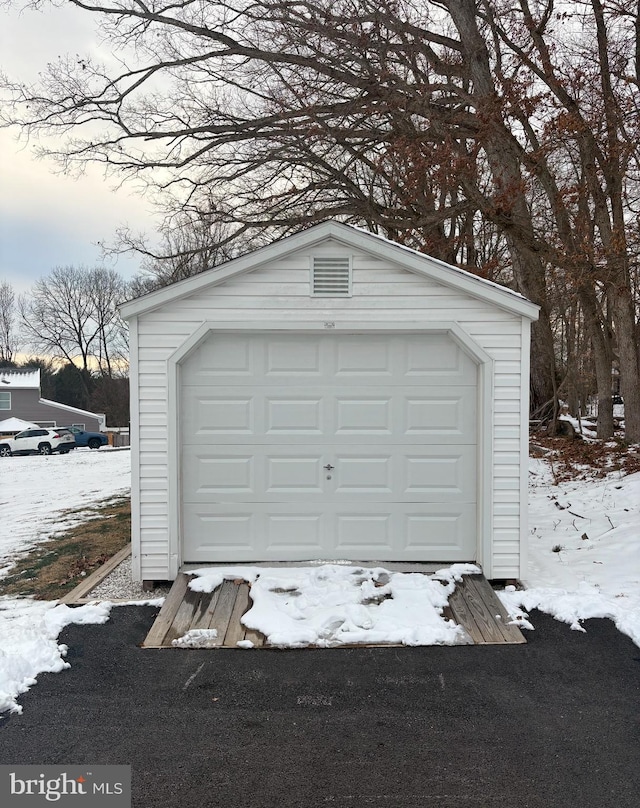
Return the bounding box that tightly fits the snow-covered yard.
[504,455,640,645]
[0,445,639,716]
[0,449,132,714]
[0,449,131,575]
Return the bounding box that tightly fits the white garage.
[120,222,538,582]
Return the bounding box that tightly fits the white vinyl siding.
[132,243,528,581]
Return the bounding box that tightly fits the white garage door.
[180,332,477,562]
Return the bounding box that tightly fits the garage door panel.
[403,334,477,380]
[331,448,476,502]
[266,514,324,551]
[403,391,475,438]
[183,506,328,562]
[335,506,475,559]
[183,453,255,496]
[266,338,323,378]
[183,333,478,387]
[266,456,323,494]
[182,503,475,562]
[404,506,476,557]
[183,445,475,503]
[334,337,393,377]
[332,455,392,494]
[183,446,324,501]
[183,391,255,435]
[335,396,393,435]
[265,397,323,435]
[335,513,392,549]
[184,511,257,558]
[183,386,476,444]
[402,449,476,499]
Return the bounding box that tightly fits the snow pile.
[500,583,640,645]
[172,629,218,648]
[0,598,112,715]
[187,564,478,648]
[558,413,597,438]
[499,462,640,645]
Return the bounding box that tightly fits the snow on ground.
[0,449,132,715]
[0,598,112,714]
[499,460,640,646]
[0,445,640,716]
[0,448,131,574]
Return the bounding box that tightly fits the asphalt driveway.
[1,606,638,807]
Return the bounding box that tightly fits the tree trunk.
[590,0,640,441]
[446,0,557,412]
[610,287,640,442]
[578,288,614,438]
[529,309,557,417]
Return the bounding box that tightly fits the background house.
[0,370,105,432]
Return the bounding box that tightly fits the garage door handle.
[323,464,334,471]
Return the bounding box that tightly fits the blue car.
[63,426,109,449]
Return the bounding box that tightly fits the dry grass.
[531,435,640,483]
[0,497,131,601]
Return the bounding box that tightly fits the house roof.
[119,221,540,321]
[0,370,40,389]
[39,398,106,424]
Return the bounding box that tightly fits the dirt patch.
[0,497,131,600]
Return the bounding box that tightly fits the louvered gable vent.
[311,256,351,296]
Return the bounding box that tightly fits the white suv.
[0,428,76,457]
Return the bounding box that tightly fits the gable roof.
[119,221,540,320]
[0,370,40,389]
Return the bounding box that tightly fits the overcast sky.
[1,4,160,294]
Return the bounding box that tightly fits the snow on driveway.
[0,448,131,573]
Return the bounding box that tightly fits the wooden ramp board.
[142,576,267,649]
[448,574,527,645]
[142,571,526,649]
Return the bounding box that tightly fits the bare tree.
[0,281,19,364]
[18,267,128,396]
[85,267,129,376]
[0,0,559,408]
[125,214,249,295]
[3,0,639,434]
[1,2,491,257]
[478,0,640,438]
